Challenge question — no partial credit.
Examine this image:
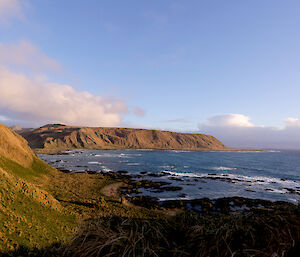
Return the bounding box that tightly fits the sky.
[0,0,300,149]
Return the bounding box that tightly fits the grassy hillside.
[0,123,34,167]
[0,123,158,255]
[0,156,77,252]
[0,124,77,253]
[1,123,299,256]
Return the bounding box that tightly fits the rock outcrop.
[19,124,228,151]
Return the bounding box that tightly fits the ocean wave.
[100,166,112,172]
[158,196,194,201]
[170,150,191,153]
[212,166,237,171]
[160,165,176,170]
[118,153,131,158]
[131,153,142,156]
[164,171,300,190]
[88,161,101,164]
[89,152,132,158]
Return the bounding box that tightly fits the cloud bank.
[199,114,300,149]
[0,0,23,23]
[0,66,128,127]
[0,40,134,127]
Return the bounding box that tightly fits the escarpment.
[19,124,228,151]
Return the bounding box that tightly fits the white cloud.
[0,0,23,23]
[0,40,140,127]
[199,114,300,149]
[284,117,300,127]
[205,114,254,127]
[0,40,62,73]
[0,66,127,127]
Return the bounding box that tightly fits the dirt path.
[101,182,136,207]
[101,182,181,214]
[101,182,126,198]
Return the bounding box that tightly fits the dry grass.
[1,123,299,256]
[36,164,160,220]
[58,205,299,257]
[0,123,34,167]
[19,124,227,152]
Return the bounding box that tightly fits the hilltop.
[19,124,227,152]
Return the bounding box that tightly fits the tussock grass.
[59,206,299,257]
[1,154,298,256]
[1,123,299,256]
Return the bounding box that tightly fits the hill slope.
[19,124,227,151]
[0,123,75,252]
[0,123,34,167]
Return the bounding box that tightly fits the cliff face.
[19,124,227,151]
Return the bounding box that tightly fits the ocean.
[39,149,300,204]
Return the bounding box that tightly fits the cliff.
[19,124,227,151]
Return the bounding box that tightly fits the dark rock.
[148,172,166,177]
[117,170,129,174]
[169,177,184,181]
[87,170,97,174]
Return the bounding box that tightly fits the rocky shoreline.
[53,164,299,216]
[36,148,300,217]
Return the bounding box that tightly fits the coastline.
[4,152,298,256]
[39,149,300,205]
[34,147,264,155]
[100,170,299,214]
[97,174,294,217]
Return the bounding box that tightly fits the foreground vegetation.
[4,202,300,257]
[0,156,76,253]
[0,120,299,256]
[1,156,299,257]
[0,153,160,256]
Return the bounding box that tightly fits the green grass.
[0,155,77,253]
[0,155,51,181]
[0,153,158,254]
[0,190,76,252]
[1,152,298,256]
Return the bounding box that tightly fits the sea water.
[39,149,300,204]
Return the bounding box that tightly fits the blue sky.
[0,0,300,148]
